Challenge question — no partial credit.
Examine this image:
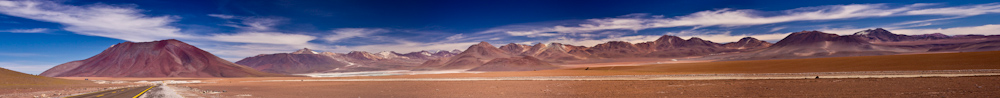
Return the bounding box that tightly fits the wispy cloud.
[323,28,387,42]
[769,26,787,32]
[892,24,1000,35]
[210,32,317,45]
[207,14,235,19]
[209,14,287,31]
[905,3,1000,16]
[0,1,190,42]
[0,28,48,33]
[482,3,937,37]
[478,3,1000,39]
[338,41,478,53]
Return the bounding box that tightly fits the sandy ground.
[139,85,183,98]
[176,75,1000,98]
[10,51,997,97]
[0,84,133,98]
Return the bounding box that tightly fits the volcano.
[39,39,288,77]
[236,48,350,74]
[744,31,910,59]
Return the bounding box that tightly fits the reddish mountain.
[646,37,729,57]
[722,37,773,50]
[580,35,732,58]
[745,31,909,59]
[852,28,952,42]
[398,51,433,59]
[585,41,647,58]
[417,41,513,70]
[432,50,461,57]
[345,51,384,61]
[291,48,318,54]
[468,56,560,71]
[40,39,287,77]
[235,48,350,74]
[38,60,83,77]
[520,43,584,61]
[499,43,530,54]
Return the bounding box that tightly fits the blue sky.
[2,0,1000,74]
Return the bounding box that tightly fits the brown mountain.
[722,37,773,50]
[291,48,318,54]
[499,43,530,54]
[585,41,647,58]
[852,28,951,42]
[345,51,384,61]
[745,31,909,59]
[38,60,83,77]
[235,48,350,74]
[579,35,734,58]
[418,41,513,70]
[40,39,287,77]
[521,43,584,61]
[646,37,730,57]
[468,56,560,71]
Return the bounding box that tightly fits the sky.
[2,0,1000,74]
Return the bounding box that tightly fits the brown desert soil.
[0,84,133,97]
[179,76,1000,98]
[10,51,999,97]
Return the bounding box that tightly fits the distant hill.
[1,67,89,85]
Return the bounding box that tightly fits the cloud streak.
[0,28,48,33]
[323,28,387,42]
[0,1,189,42]
[210,32,317,45]
[481,3,1000,38]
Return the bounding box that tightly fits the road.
[66,86,154,98]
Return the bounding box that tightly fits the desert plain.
[4,51,997,98]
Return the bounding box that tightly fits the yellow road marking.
[133,86,155,98]
[96,94,104,97]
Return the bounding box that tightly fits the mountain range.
[33,28,1000,77]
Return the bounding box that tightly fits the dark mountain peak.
[654,35,685,43]
[502,43,520,46]
[853,28,896,36]
[476,41,492,46]
[687,37,705,41]
[739,37,760,41]
[347,51,370,54]
[724,37,772,50]
[499,43,529,54]
[772,31,841,47]
[291,48,317,54]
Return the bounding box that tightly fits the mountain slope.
[722,37,773,50]
[745,31,910,59]
[418,41,513,70]
[40,39,288,77]
[235,48,350,74]
[2,67,90,85]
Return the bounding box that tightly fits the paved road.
[67,86,154,98]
